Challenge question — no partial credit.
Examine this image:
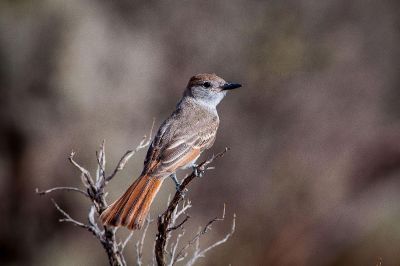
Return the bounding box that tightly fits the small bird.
[100,73,241,230]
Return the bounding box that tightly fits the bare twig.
[155,147,229,266]
[186,214,236,266]
[51,199,87,229]
[174,200,192,219]
[167,215,190,232]
[164,200,191,261]
[35,187,89,197]
[121,232,134,251]
[135,215,153,265]
[96,140,106,186]
[68,151,94,189]
[105,120,155,184]
[168,231,184,266]
[105,149,136,183]
[174,204,227,263]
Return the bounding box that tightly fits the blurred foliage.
[1,0,400,265]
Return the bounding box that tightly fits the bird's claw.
[175,183,182,192]
[193,165,203,177]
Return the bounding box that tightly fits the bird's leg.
[169,173,181,191]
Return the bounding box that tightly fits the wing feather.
[143,103,219,177]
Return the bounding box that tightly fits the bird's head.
[184,73,241,107]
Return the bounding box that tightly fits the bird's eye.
[203,82,211,88]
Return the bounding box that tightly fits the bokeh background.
[1,0,400,265]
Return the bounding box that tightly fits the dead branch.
[155,147,230,266]
[51,198,90,230]
[68,150,95,189]
[167,215,190,232]
[35,187,89,197]
[186,213,236,266]
[37,126,235,266]
[135,215,153,266]
[36,125,153,266]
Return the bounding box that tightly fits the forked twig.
[186,214,236,266]
[51,199,87,229]
[36,124,154,266]
[155,147,230,266]
[37,123,234,266]
[68,151,94,188]
[167,215,190,232]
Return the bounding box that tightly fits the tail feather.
[119,178,150,226]
[129,178,160,228]
[100,175,163,230]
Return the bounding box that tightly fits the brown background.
[1,0,400,265]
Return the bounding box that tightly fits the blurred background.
[1,0,400,265]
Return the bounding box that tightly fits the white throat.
[194,98,219,114]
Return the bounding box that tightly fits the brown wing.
[159,128,217,172]
[142,108,219,177]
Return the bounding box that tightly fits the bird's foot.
[192,164,203,178]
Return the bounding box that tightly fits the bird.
[100,73,241,230]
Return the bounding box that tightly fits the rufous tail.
[100,175,163,230]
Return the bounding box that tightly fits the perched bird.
[100,73,241,230]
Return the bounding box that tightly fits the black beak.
[221,82,242,90]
